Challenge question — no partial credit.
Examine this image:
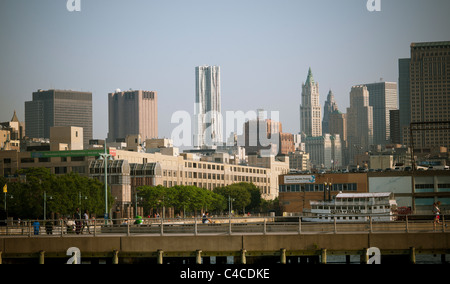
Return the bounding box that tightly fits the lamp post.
[228,195,235,217]
[44,191,52,221]
[324,179,333,202]
[99,146,112,222]
[135,192,142,217]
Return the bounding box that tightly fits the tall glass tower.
[194,66,223,148]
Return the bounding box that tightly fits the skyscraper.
[243,115,283,156]
[300,68,322,137]
[322,90,338,135]
[365,82,398,146]
[398,58,411,144]
[194,65,223,148]
[409,41,450,149]
[25,89,92,146]
[346,85,373,165]
[107,89,158,143]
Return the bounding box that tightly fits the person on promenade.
[432,202,447,230]
[202,212,212,224]
[74,208,82,234]
[82,210,90,234]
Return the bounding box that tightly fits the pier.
[0,217,449,264]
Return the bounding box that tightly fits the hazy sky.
[1,0,449,142]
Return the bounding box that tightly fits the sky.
[1,0,450,143]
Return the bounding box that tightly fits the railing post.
[160,218,164,236]
[228,218,232,235]
[405,215,409,233]
[298,217,302,234]
[333,217,337,234]
[263,217,267,235]
[369,216,373,233]
[194,218,198,236]
[442,215,446,233]
[127,219,130,236]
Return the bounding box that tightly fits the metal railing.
[0,214,447,237]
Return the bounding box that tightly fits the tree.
[214,183,251,215]
[137,185,168,216]
[4,168,112,219]
[137,185,227,217]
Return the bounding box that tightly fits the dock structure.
[0,232,449,264]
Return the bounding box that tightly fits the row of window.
[184,161,267,174]
[16,156,86,164]
[415,183,450,193]
[279,183,358,192]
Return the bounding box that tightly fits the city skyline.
[1,1,450,141]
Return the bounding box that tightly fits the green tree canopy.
[137,185,226,217]
[1,168,113,219]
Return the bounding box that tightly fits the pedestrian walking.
[432,202,447,230]
[74,208,82,234]
[82,210,90,234]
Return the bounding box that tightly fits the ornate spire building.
[300,68,322,137]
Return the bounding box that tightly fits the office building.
[409,41,450,150]
[243,117,282,156]
[107,89,158,143]
[304,134,342,169]
[322,90,338,136]
[300,68,322,137]
[346,85,373,165]
[365,82,398,146]
[398,58,411,144]
[25,89,92,146]
[194,65,223,148]
[329,110,347,143]
[389,109,401,144]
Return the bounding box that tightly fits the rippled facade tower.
[194,66,223,148]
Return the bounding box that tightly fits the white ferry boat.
[303,192,397,223]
